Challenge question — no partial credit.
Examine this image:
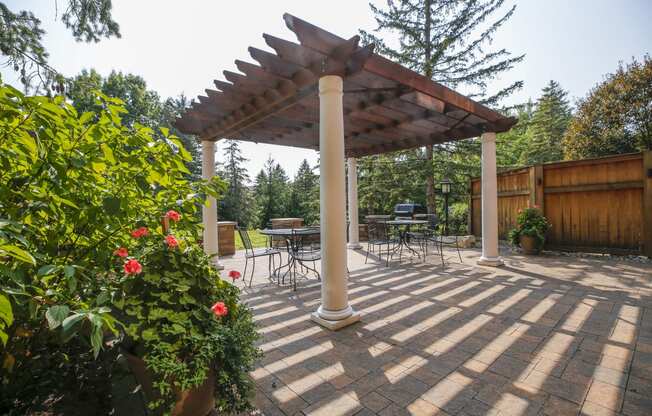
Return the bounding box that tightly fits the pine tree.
[521,81,571,164]
[218,140,255,227]
[253,157,290,227]
[361,0,524,214]
[288,159,319,224]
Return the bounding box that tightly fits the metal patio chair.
[284,228,321,290]
[238,226,282,287]
[365,220,399,267]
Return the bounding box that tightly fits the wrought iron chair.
[237,226,282,287]
[365,220,399,267]
[409,214,462,265]
[284,229,320,290]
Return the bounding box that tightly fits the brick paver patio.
[222,246,652,416]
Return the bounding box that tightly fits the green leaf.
[100,143,116,164]
[61,313,85,342]
[0,244,36,265]
[90,320,103,359]
[37,264,58,276]
[102,197,121,215]
[0,294,13,327]
[63,265,75,278]
[45,305,69,329]
[141,328,157,341]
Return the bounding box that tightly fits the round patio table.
[259,228,321,289]
[385,219,428,262]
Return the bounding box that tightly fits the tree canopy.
[360,0,524,215]
[0,1,120,90]
[66,69,202,178]
[562,56,652,159]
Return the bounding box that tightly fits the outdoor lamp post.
[441,178,451,236]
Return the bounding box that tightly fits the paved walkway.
[222,246,652,416]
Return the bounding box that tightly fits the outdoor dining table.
[259,227,321,288]
[384,219,428,262]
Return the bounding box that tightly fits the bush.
[0,82,259,414]
[508,207,550,248]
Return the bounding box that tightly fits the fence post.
[529,164,544,210]
[468,178,473,235]
[644,151,652,257]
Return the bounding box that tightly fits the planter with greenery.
[111,213,259,415]
[508,207,550,254]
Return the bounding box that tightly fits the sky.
[2,0,651,179]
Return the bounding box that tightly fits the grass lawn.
[234,229,269,250]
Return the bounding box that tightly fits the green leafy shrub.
[508,207,550,248]
[0,81,259,413]
[112,215,259,414]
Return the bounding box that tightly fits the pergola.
[176,14,516,330]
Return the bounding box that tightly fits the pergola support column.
[201,140,224,270]
[477,132,503,267]
[347,158,361,249]
[312,75,360,331]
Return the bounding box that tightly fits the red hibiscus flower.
[131,227,149,238]
[165,235,179,248]
[228,270,241,282]
[165,210,181,222]
[124,259,142,275]
[211,302,228,317]
[114,247,129,258]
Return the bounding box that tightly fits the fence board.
[470,152,647,255]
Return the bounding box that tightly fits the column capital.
[480,131,497,143]
[319,75,343,95]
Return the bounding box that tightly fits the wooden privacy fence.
[470,151,652,256]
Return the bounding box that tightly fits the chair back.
[415,213,439,231]
[237,226,254,256]
[368,221,390,242]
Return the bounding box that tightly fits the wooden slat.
[176,13,518,150]
[543,181,644,194]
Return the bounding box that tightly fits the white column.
[477,132,503,267]
[347,158,361,249]
[201,140,224,270]
[312,75,360,331]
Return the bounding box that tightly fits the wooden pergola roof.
[175,14,517,158]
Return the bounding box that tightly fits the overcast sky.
[2,0,651,179]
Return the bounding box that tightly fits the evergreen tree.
[562,56,652,159]
[361,0,524,213]
[496,100,535,168]
[288,159,319,225]
[520,81,571,164]
[253,157,290,227]
[218,140,255,227]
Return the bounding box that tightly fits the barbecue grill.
[393,203,426,219]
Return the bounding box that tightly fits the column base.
[477,256,504,267]
[311,310,361,331]
[347,242,362,249]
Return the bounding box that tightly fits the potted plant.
[110,210,260,415]
[508,207,550,254]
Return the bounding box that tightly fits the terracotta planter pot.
[124,352,215,416]
[519,235,541,255]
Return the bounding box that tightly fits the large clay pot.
[124,352,215,416]
[519,235,541,255]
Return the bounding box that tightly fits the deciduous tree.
[562,56,652,159]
